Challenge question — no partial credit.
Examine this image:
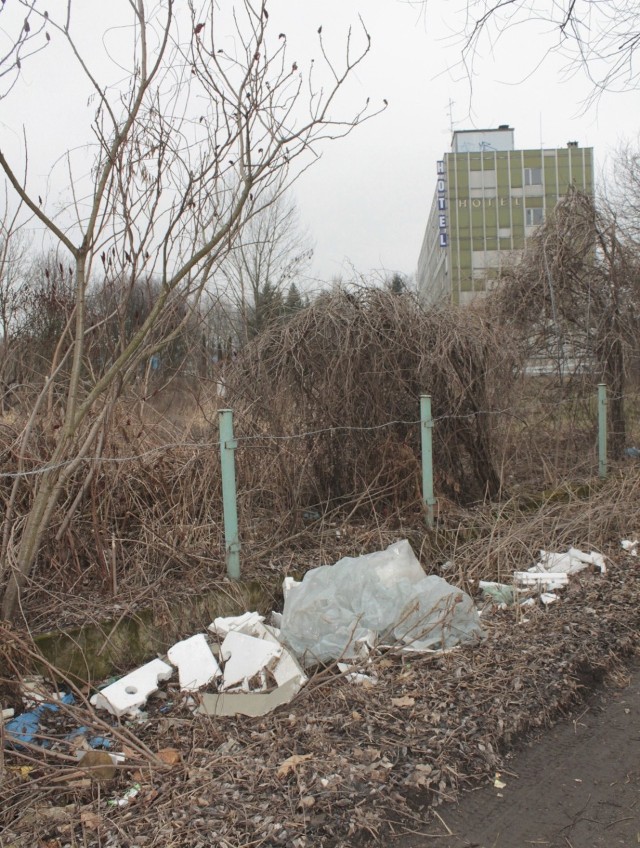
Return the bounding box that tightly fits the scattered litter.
[108,783,141,807]
[91,659,173,717]
[621,539,638,556]
[514,572,569,590]
[78,750,117,781]
[279,540,484,664]
[2,708,14,720]
[167,633,221,692]
[4,692,75,748]
[479,581,516,606]
[530,547,606,575]
[624,446,640,458]
[337,662,378,686]
[494,772,507,789]
[540,592,559,605]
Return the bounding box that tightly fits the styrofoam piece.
[167,633,221,692]
[270,611,283,628]
[282,576,301,601]
[2,708,15,720]
[220,631,282,691]
[90,659,173,717]
[209,611,264,639]
[515,572,569,587]
[533,547,606,575]
[245,622,307,688]
[337,662,378,685]
[198,677,301,718]
[540,592,559,605]
[621,539,639,556]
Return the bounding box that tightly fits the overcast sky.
[267,0,638,286]
[1,1,637,288]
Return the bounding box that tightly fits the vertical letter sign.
[437,160,447,247]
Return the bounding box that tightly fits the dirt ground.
[395,664,640,848]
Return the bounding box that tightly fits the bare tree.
[0,0,382,618]
[0,194,32,411]
[605,140,640,245]
[458,1,640,98]
[493,188,638,458]
[216,191,313,343]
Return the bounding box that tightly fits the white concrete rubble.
[91,659,173,717]
[167,633,221,691]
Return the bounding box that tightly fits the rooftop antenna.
[447,98,455,135]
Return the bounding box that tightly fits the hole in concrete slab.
[124,686,138,695]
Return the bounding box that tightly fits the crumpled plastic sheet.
[279,540,484,664]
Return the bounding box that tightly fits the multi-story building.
[417,126,594,306]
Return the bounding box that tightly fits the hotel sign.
[437,160,447,247]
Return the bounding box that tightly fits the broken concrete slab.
[167,633,221,692]
[197,677,301,717]
[90,658,173,717]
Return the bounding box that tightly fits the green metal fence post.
[598,383,607,479]
[219,408,241,579]
[420,394,436,529]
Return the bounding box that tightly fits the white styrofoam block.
[240,621,307,688]
[90,659,173,717]
[167,633,221,692]
[534,547,606,576]
[621,539,639,556]
[220,631,282,691]
[515,572,569,587]
[282,576,301,601]
[540,592,559,605]
[209,611,265,639]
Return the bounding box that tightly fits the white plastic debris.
[279,540,484,665]
[337,662,378,686]
[531,547,606,575]
[249,622,307,689]
[167,633,221,692]
[91,659,173,717]
[2,708,15,720]
[540,592,559,605]
[479,581,516,606]
[621,539,639,556]
[282,576,301,601]
[108,783,141,807]
[514,572,569,589]
[209,611,265,639]
[220,631,282,691]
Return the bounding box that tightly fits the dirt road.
[395,665,640,848]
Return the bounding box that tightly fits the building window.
[524,167,543,186]
[525,207,544,226]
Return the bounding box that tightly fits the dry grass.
[0,287,635,623]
